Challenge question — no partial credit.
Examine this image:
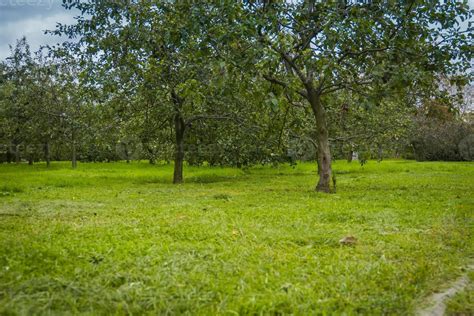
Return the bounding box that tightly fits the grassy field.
[0,160,472,315]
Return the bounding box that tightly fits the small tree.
[55,1,248,182]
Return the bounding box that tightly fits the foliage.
[0,2,472,189]
[410,116,473,161]
[224,0,473,191]
[53,1,265,182]
[0,39,96,167]
[0,38,34,163]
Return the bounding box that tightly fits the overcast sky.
[0,0,77,60]
[0,0,473,61]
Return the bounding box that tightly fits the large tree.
[235,0,472,192]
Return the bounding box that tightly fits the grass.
[445,271,474,315]
[0,160,472,315]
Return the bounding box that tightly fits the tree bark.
[145,144,156,165]
[72,131,77,169]
[6,147,12,163]
[173,113,185,184]
[124,143,130,164]
[72,144,77,169]
[377,144,383,162]
[44,142,51,167]
[308,91,333,193]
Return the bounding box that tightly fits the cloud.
[0,0,76,60]
[0,0,64,22]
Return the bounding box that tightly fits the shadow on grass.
[0,185,24,197]
[0,213,22,217]
[0,185,24,193]
[187,174,246,184]
[135,174,249,185]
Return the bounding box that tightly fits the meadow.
[0,160,472,315]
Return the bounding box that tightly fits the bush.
[410,117,473,161]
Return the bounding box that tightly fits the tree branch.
[185,114,243,127]
[262,74,307,98]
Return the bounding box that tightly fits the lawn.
[0,160,472,315]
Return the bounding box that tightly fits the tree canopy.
[0,0,472,190]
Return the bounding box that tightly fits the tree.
[27,50,66,167]
[32,53,90,169]
[327,91,413,162]
[55,1,248,182]
[234,0,472,192]
[410,89,474,161]
[0,38,36,164]
[0,38,88,168]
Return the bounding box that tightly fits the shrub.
[410,117,473,161]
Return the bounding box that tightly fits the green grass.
[0,160,472,315]
[445,271,474,316]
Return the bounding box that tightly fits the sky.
[0,0,473,61]
[0,0,77,60]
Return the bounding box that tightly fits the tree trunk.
[6,148,12,163]
[15,145,20,164]
[173,113,185,184]
[28,154,33,165]
[72,131,77,169]
[146,144,156,165]
[44,142,51,167]
[347,150,353,162]
[124,143,130,164]
[309,91,333,193]
[72,144,77,169]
